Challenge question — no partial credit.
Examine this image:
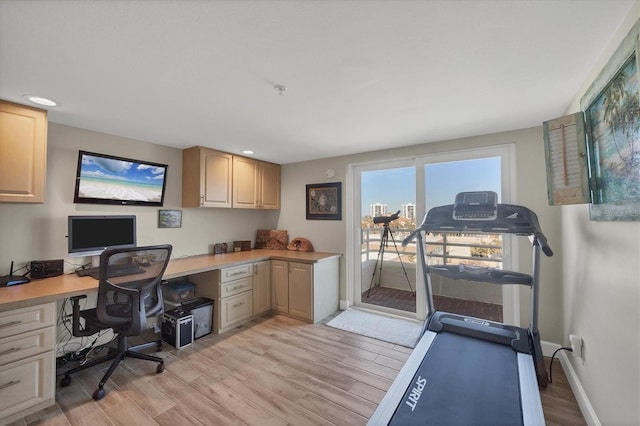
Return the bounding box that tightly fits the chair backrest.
[96,244,172,336]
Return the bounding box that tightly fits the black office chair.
[60,244,173,400]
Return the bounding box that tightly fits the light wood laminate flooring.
[11,314,584,425]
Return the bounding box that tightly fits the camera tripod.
[366,222,414,298]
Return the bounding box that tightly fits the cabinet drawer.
[0,352,54,419]
[220,264,253,283]
[0,327,55,367]
[0,303,55,339]
[220,276,253,299]
[219,291,253,329]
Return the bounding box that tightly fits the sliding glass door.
[349,145,517,324]
[359,164,417,316]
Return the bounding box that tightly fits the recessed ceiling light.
[23,95,58,107]
[242,150,255,155]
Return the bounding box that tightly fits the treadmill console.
[452,191,498,221]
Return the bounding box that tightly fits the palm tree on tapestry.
[602,71,628,162]
[602,61,640,172]
[598,57,640,202]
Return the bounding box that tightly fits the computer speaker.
[31,259,64,279]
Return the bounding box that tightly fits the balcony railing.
[361,227,503,268]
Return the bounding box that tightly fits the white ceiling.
[0,0,635,164]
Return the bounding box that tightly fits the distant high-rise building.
[370,203,387,217]
[402,203,415,220]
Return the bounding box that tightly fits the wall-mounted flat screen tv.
[73,150,168,206]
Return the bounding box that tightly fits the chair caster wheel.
[60,376,72,387]
[92,388,105,400]
[157,363,165,373]
[156,342,163,352]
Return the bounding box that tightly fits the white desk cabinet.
[0,302,55,424]
[271,257,339,323]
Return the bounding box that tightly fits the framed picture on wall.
[306,182,342,220]
[158,209,182,228]
[581,18,640,221]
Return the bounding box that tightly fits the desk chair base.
[59,336,165,401]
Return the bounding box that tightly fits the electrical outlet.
[569,334,583,358]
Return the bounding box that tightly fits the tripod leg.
[388,228,415,294]
[366,230,387,298]
[377,228,388,288]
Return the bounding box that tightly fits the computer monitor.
[68,215,137,265]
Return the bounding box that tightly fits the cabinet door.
[253,261,271,316]
[271,260,289,313]
[0,351,54,421]
[233,156,258,208]
[202,149,233,207]
[182,147,232,208]
[219,291,253,330]
[0,101,47,203]
[259,161,281,209]
[288,262,313,321]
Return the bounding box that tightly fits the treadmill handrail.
[403,203,553,257]
[427,265,533,286]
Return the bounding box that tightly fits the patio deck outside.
[361,226,504,321]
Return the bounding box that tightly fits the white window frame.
[346,144,519,325]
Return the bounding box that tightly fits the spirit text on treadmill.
[405,376,427,411]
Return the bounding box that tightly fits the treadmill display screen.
[452,191,498,221]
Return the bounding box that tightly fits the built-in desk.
[0,249,340,312]
[0,249,340,424]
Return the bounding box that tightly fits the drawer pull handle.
[0,380,20,390]
[0,320,21,329]
[232,302,245,308]
[228,271,244,277]
[0,347,20,356]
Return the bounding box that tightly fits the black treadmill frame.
[368,202,553,425]
[409,203,553,388]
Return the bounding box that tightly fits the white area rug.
[327,309,422,348]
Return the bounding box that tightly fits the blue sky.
[362,157,501,216]
[81,154,165,186]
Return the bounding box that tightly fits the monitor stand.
[91,255,100,268]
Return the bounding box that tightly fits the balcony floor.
[362,286,503,322]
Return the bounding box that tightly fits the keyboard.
[76,264,145,279]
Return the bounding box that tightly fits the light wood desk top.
[0,249,341,312]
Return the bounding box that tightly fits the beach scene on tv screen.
[78,154,165,202]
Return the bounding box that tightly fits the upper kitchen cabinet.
[182,146,233,208]
[0,100,48,203]
[233,156,280,209]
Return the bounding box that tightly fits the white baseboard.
[558,351,600,426]
[542,340,600,426]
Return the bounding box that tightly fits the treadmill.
[367,192,553,425]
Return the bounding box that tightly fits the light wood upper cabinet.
[0,100,47,203]
[233,156,280,209]
[182,147,233,208]
[183,146,280,209]
[259,160,281,209]
[232,156,258,208]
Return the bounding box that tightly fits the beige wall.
[561,3,640,424]
[278,126,563,343]
[3,5,638,419]
[0,122,279,273]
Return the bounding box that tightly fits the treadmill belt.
[389,332,523,425]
